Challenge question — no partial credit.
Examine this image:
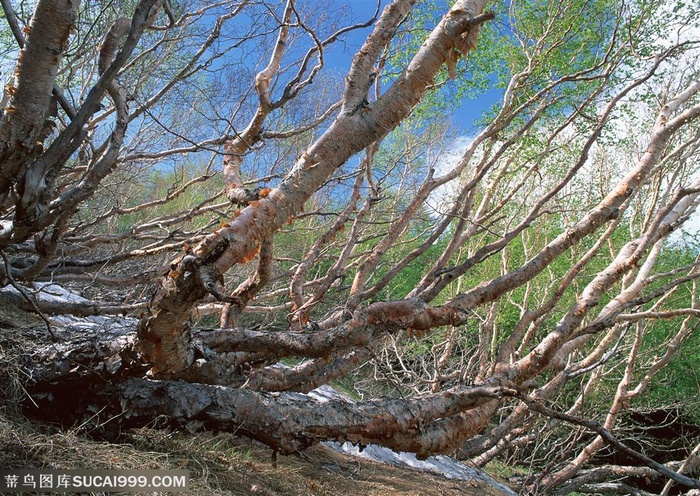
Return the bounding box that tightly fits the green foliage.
[641,325,700,418]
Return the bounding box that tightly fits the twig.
[0,250,57,341]
[518,392,700,489]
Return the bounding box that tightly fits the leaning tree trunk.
[12,320,512,457]
[1,0,504,458]
[136,0,495,379]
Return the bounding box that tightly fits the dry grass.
[0,413,498,496]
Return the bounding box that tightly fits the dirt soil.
[0,416,511,496]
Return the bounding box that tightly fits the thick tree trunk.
[15,321,511,458]
[0,0,78,202]
[137,0,495,378]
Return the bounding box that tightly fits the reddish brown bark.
[138,0,495,377]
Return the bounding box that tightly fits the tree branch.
[520,395,700,490]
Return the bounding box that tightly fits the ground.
[0,413,511,495]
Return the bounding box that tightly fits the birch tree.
[2,0,700,492]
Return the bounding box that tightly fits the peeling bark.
[2,0,700,490]
[0,0,163,247]
[0,0,78,201]
[17,322,511,458]
[138,0,495,377]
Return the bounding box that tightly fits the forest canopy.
[1,0,700,493]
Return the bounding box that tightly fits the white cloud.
[425,135,474,218]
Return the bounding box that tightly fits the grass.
[0,411,512,495]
